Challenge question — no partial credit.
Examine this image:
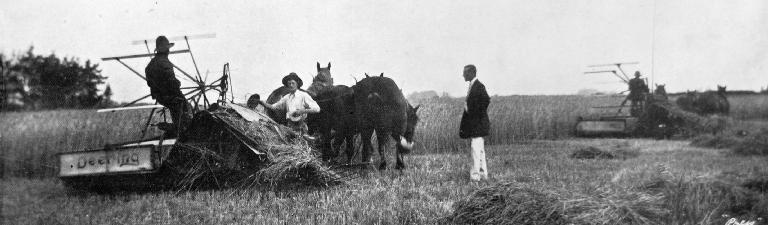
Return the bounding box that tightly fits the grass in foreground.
[3,139,767,225]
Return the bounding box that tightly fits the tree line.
[1,47,115,111]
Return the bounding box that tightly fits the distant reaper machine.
[575,62,649,136]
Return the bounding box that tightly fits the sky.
[1,0,766,103]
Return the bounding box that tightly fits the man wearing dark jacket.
[459,64,490,181]
[623,71,649,116]
[145,36,192,132]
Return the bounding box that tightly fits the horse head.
[317,62,331,79]
[717,85,727,96]
[398,103,420,153]
[307,62,333,97]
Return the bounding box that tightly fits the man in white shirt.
[260,73,321,134]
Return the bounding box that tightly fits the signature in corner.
[725,218,759,225]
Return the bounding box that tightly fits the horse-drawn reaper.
[57,36,344,191]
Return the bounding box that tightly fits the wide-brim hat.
[282,72,303,88]
[155,35,175,51]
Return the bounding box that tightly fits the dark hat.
[155,36,175,52]
[634,71,642,77]
[282,72,303,88]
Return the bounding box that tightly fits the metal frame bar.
[101,49,191,61]
[131,33,216,45]
[141,108,156,139]
[615,64,631,81]
[171,63,200,84]
[96,104,164,113]
[584,70,628,83]
[115,59,146,81]
[587,62,639,67]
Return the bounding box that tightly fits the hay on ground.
[734,128,768,156]
[570,143,640,160]
[444,182,569,225]
[562,187,669,225]
[690,133,743,149]
[689,128,768,156]
[255,143,342,186]
[571,146,615,159]
[167,103,343,189]
[444,181,668,225]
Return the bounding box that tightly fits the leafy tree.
[1,47,111,110]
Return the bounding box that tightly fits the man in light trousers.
[459,64,491,181]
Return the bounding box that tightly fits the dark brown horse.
[675,90,698,113]
[306,85,357,162]
[694,85,729,115]
[353,74,419,170]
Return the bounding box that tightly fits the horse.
[353,73,420,170]
[674,86,729,116]
[675,90,698,113]
[694,85,729,115]
[307,62,333,97]
[306,85,357,162]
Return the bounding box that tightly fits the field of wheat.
[728,94,768,121]
[1,94,767,224]
[411,95,624,153]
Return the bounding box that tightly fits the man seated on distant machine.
[259,73,320,135]
[145,35,193,133]
[623,71,649,116]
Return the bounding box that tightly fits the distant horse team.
[264,62,420,170]
[674,85,730,116]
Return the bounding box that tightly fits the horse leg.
[360,128,374,164]
[321,133,335,161]
[344,133,356,164]
[395,151,405,170]
[376,131,389,170]
[393,135,406,170]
